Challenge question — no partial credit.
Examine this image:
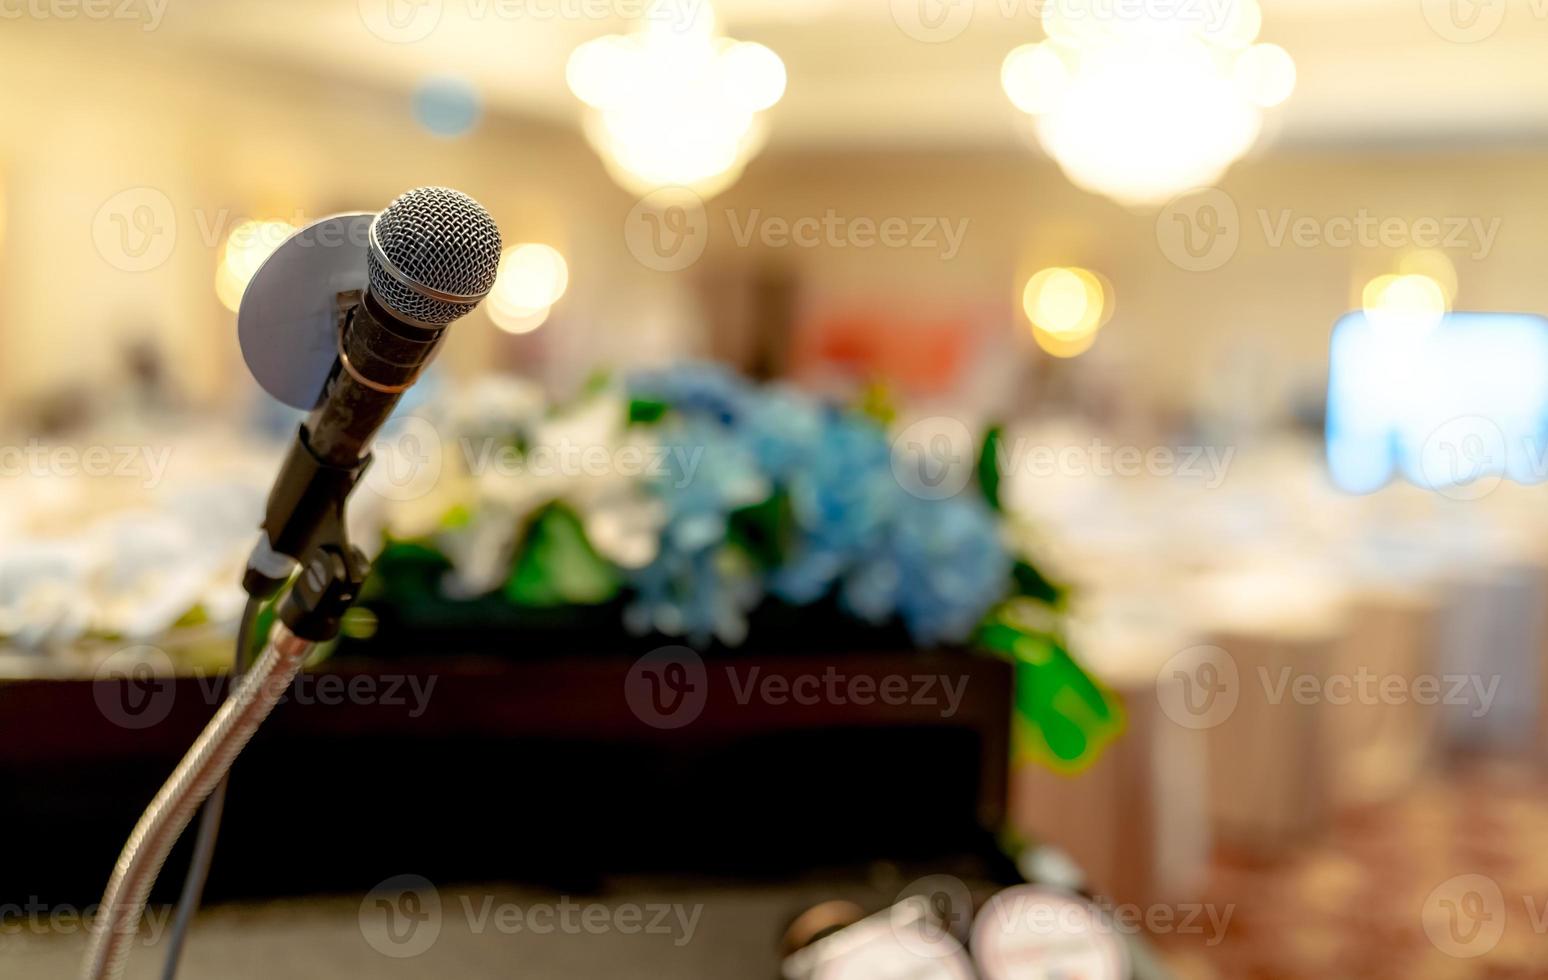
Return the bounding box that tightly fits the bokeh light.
[412,76,483,138]
[489,302,552,335]
[1362,273,1448,337]
[566,0,786,198]
[1233,43,1298,109]
[1022,266,1108,340]
[489,243,569,334]
[1001,43,1070,116]
[215,219,296,313]
[1000,0,1294,207]
[1033,323,1101,358]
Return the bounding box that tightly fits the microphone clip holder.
[244,425,371,643]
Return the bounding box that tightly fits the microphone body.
[246,186,503,594]
[305,290,446,467]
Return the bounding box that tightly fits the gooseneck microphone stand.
[81,435,371,980]
[81,305,387,980]
[82,186,503,980]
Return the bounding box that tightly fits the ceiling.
[67,0,1548,150]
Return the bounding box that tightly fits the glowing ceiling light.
[1233,43,1297,108]
[1362,273,1448,337]
[1033,324,1101,358]
[1000,0,1294,208]
[490,302,552,335]
[566,0,786,198]
[489,243,569,335]
[1023,266,1110,357]
[216,219,296,313]
[1023,267,1105,337]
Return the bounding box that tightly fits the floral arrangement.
[363,363,1124,771]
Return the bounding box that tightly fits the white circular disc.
[238,213,374,410]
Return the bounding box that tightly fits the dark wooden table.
[1,648,1013,909]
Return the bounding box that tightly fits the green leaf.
[629,398,670,425]
[505,504,621,608]
[726,491,792,569]
[1011,560,1068,608]
[976,602,1125,774]
[977,425,1004,512]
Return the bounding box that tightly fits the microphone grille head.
[367,186,503,326]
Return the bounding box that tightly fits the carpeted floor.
[1161,762,1548,979]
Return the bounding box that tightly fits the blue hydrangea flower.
[626,363,1010,648]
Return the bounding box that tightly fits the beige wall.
[3,21,1545,427]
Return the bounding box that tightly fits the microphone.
[245,186,503,600]
[82,188,504,980]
